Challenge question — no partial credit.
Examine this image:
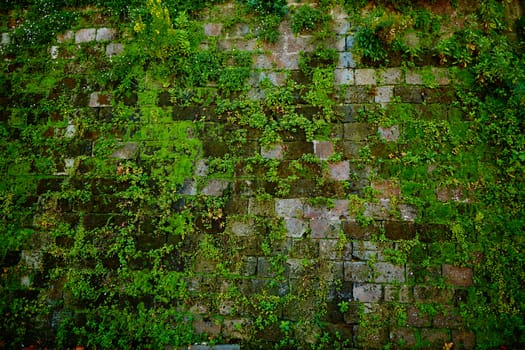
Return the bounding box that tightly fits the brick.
[352,241,392,261]
[406,305,431,327]
[384,221,416,240]
[95,27,116,41]
[327,161,350,181]
[57,30,74,43]
[319,239,351,260]
[432,67,450,85]
[248,198,275,216]
[374,262,405,283]
[228,218,254,236]
[443,264,473,287]
[89,92,111,107]
[192,317,221,337]
[202,179,229,196]
[390,328,417,348]
[275,198,303,218]
[399,204,418,221]
[310,218,341,239]
[240,256,257,276]
[261,143,284,159]
[372,179,400,198]
[285,218,308,238]
[384,285,412,303]
[343,122,371,141]
[433,306,463,328]
[110,142,138,159]
[406,70,423,85]
[106,42,124,57]
[353,283,382,302]
[75,28,96,43]
[342,221,378,240]
[337,52,356,68]
[355,68,376,85]
[334,68,354,85]
[344,86,375,103]
[394,86,423,103]
[364,200,391,220]
[378,68,403,85]
[344,261,372,282]
[313,140,334,160]
[375,85,394,104]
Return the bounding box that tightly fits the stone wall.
[0,2,495,349]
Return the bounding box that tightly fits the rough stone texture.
[406,70,424,85]
[337,52,356,68]
[284,218,308,238]
[364,200,391,220]
[433,306,463,328]
[327,161,350,181]
[334,68,354,85]
[275,198,303,218]
[261,144,284,159]
[310,218,341,239]
[399,204,418,221]
[414,285,453,303]
[395,86,423,103]
[378,68,403,85]
[442,264,473,287]
[344,261,372,282]
[353,283,382,302]
[319,239,351,260]
[406,305,431,327]
[374,262,406,283]
[304,200,350,220]
[57,30,74,43]
[390,328,417,348]
[420,328,451,348]
[432,67,450,85]
[354,69,376,85]
[95,27,116,41]
[343,122,371,142]
[375,86,394,104]
[313,140,334,160]
[75,28,96,43]
[202,179,229,196]
[384,285,412,303]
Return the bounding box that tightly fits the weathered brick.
[342,221,378,240]
[364,200,391,220]
[374,262,406,283]
[106,42,124,57]
[202,179,229,196]
[261,143,285,159]
[352,241,392,261]
[222,319,250,341]
[375,86,394,104]
[327,161,350,181]
[313,140,334,160]
[310,218,341,239]
[204,22,223,36]
[406,305,431,327]
[432,67,450,85]
[394,86,423,103]
[248,198,275,216]
[284,218,308,238]
[378,68,404,85]
[343,122,371,141]
[95,27,116,41]
[344,261,372,282]
[344,86,375,103]
[193,317,221,337]
[275,198,303,218]
[384,221,416,240]
[353,283,382,302]
[355,68,376,85]
[406,70,423,85]
[377,125,400,142]
[89,92,111,107]
[337,52,356,68]
[390,328,417,349]
[433,306,463,328]
[75,28,96,43]
[443,264,473,287]
[372,179,400,198]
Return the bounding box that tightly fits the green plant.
[291,5,330,34]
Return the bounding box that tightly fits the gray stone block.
[337,52,356,69]
[285,218,308,238]
[327,161,350,181]
[106,42,124,57]
[310,218,342,239]
[334,68,354,85]
[202,179,229,196]
[355,69,376,85]
[95,27,116,41]
[75,28,96,43]
[353,283,382,302]
[378,68,403,85]
[343,122,371,141]
[375,86,393,104]
[373,262,405,283]
[261,143,284,159]
[378,125,400,142]
[203,23,223,36]
[344,261,372,282]
[275,198,304,218]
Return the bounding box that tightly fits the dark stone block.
[344,86,374,103]
[287,179,317,197]
[290,238,319,259]
[384,221,416,240]
[202,141,229,157]
[157,91,171,107]
[37,178,63,195]
[422,87,454,104]
[283,141,313,159]
[394,86,423,103]
[342,221,378,240]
